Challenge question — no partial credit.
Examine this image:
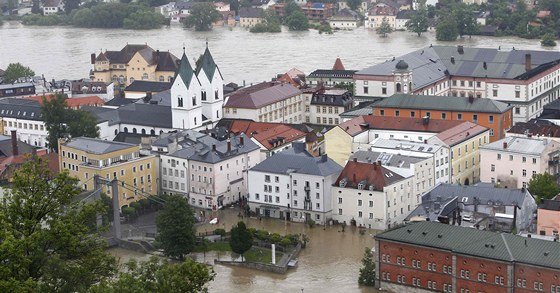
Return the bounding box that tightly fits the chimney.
[469,96,474,103]
[451,56,455,64]
[483,61,487,70]
[377,160,382,166]
[457,45,464,54]
[227,139,231,152]
[239,136,244,146]
[353,157,358,163]
[422,116,430,125]
[212,144,216,152]
[90,53,96,64]
[503,142,507,149]
[525,53,532,71]
[11,130,18,156]
[373,162,377,170]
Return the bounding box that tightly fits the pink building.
[480,136,560,189]
[537,196,560,237]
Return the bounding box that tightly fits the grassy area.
[193,241,231,252]
[244,247,283,264]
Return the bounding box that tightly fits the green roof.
[196,47,220,81]
[175,53,195,89]
[373,93,512,114]
[375,221,560,270]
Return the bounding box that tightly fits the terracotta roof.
[252,124,306,150]
[337,115,463,136]
[277,73,300,88]
[332,58,345,71]
[224,81,301,109]
[508,120,560,138]
[0,150,59,179]
[285,68,304,79]
[24,95,104,108]
[433,121,488,146]
[335,160,406,191]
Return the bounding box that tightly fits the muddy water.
[109,207,382,293]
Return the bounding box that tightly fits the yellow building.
[428,121,489,186]
[91,44,179,87]
[58,137,158,209]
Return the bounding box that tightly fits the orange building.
[537,197,560,237]
[371,93,513,142]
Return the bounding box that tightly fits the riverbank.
[0,21,549,86]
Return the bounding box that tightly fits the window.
[363,86,368,94]
[395,110,400,117]
[523,169,527,177]
[497,153,501,160]
[338,208,342,215]
[473,114,478,122]
[457,113,463,120]
[380,109,385,116]
[358,199,362,206]
[441,112,447,119]
[509,155,514,161]
[491,164,495,172]
[265,175,270,182]
[410,111,415,117]
[493,89,498,97]
[533,158,537,164]
[338,197,342,204]
[489,115,494,124]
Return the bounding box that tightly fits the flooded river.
[0,22,550,85]
[110,207,381,293]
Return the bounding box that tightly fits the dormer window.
[339,180,347,188]
[357,183,364,190]
[369,185,374,191]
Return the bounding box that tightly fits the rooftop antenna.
[183,43,186,54]
[206,38,208,48]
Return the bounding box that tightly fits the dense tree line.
[250,9,281,33]
[21,3,166,29]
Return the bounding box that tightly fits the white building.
[353,46,560,123]
[480,136,560,189]
[157,130,260,209]
[331,158,417,230]
[223,81,304,124]
[248,142,342,225]
[306,88,353,125]
[369,138,450,185]
[0,98,47,147]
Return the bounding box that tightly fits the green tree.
[406,7,429,36]
[63,0,81,15]
[90,256,215,293]
[346,0,361,11]
[0,156,117,291]
[40,93,99,151]
[376,17,392,37]
[358,248,376,286]
[156,195,197,260]
[285,10,308,30]
[3,62,35,84]
[453,3,478,38]
[541,33,557,46]
[436,18,459,41]
[183,3,220,31]
[250,8,281,33]
[230,221,253,261]
[528,173,560,202]
[123,9,165,29]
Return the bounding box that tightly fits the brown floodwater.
[109,206,382,293]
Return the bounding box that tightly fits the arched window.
[133,128,137,134]
[129,77,135,83]
[142,73,148,80]
[396,83,402,93]
[192,96,197,106]
[201,91,207,101]
[150,129,155,135]
[112,75,118,82]
[215,90,219,100]
[168,76,173,83]
[119,75,125,83]
[114,129,118,135]
[159,76,164,82]
[141,129,146,135]
[177,95,184,107]
[160,130,164,134]
[124,127,128,133]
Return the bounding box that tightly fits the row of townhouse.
[353,45,560,124]
[156,130,260,209]
[223,81,353,126]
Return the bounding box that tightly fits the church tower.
[171,50,203,130]
[195,43,224,127]
[392,60,413,94]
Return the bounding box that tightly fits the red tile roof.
[334,160,405,191]
[337,116,463,136]
[228,120,306,150]
[433,121,488,146]
[24,95,104,109]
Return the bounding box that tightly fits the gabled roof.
[124,81,172,93]
[224,81,301,109]
[311,89,353,106]
[250,142,342,176]
[23,95,104,108]
[373,93,512,114]
[252,124,306,150]
[82,103,172,128]
[0,135,35,158]
[175,52,196,89]
[196,46,222,81]
[336,115,463,136]
[432,121,488,147]
[334,160,407,191]
[0,98,42,121]
[64,137,136,155]
[102,44,150,64]
[480,136,555,155]
[507,120,560,138]
[376,221,560,270]
[180,133,260,164]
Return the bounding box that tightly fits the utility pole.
[95,175,122,240]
